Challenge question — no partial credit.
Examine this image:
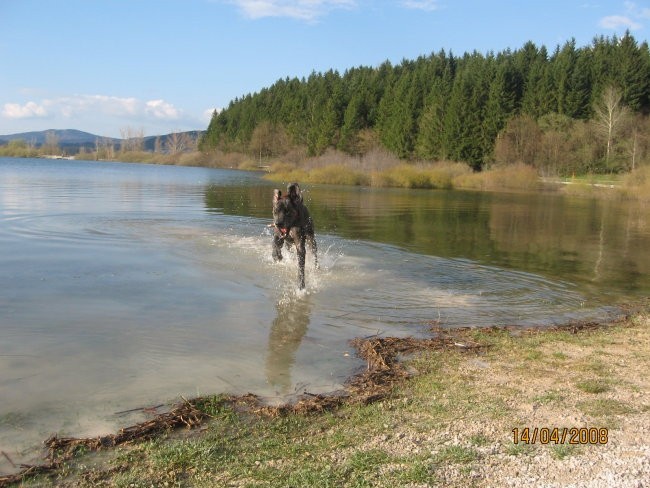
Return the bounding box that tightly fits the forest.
[199,33,650,176]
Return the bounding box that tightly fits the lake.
[1,157,648,471]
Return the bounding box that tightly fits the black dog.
[271,183,318,289]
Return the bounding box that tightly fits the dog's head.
[272,189,298,230]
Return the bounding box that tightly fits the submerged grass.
[6,312,650,487]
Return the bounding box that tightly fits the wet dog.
[271,183,318,289]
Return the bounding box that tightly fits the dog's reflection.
[265,296,312,393]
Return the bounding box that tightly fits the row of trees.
[0,132,66,158]
[0,128,200,160]
[200,33,650,173]
[495,88,649,175]
[83,128,199,160]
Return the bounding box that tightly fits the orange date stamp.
[512,427,608,445]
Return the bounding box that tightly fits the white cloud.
[227,0,356,21]
[600,2,647,30]
[2,95,183,122]
[400,0,439,11]
[599,14,642,29]
[2,101,48,119]
[0,94,205,136]
[42,95,140,118]
[145,99,180,119]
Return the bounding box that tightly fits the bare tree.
[624,115,650,171]
[493,115,542,166]
[166,131,196,155]
[166,132,183,154]
[250,121,273,162]
[249,122,289,162]
[120,126,145,152]
[95,137,115,160]
[43,131,60,155]
[593,86,629,164]
[630,129,639,171]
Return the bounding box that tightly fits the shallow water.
[1,157,647,470]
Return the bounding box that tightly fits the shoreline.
[3,306,648,487]
[3,154,647,202]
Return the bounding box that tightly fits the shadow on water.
[266,296,312,394]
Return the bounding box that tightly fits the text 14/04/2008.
[512,427,608,445]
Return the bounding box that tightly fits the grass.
[550,444,581,460]
[14,312,650,487]
[619,165,650,202]
[575,379,610,394]
[506,442,535,456]
[556,166,650,202]
[560,174,624,185]
[533,390,565,405]
[6,143,649,201]
[469,434,490,447]
[265,158,548,193]
[433,446,479,464]
[263,150,650,202]
[266,160,469,189]
[452,163,541,191]
[578,398,635,416]
[370,163,468,189]
[11,144,648,202]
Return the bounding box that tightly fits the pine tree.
[616,32,650,113]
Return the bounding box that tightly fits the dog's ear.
[273,189,281,203]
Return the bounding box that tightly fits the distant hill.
[0,128,104,144]
[0,129,204,153]
[0,129,119,152]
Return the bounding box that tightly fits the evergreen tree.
[520,46,553,118]
[484,57,518,157]
[198,35,650,170]
[415,79,448,160]
[377,70,420,158]
[443,55,488,169]
[564,49,592,118]
[616,32,650,113]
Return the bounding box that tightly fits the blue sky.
[1,0,649,138]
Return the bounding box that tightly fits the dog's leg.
[293,228,306,289]
[306,217,318,269]
[308,232,318,269]
[272,230,283,262]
